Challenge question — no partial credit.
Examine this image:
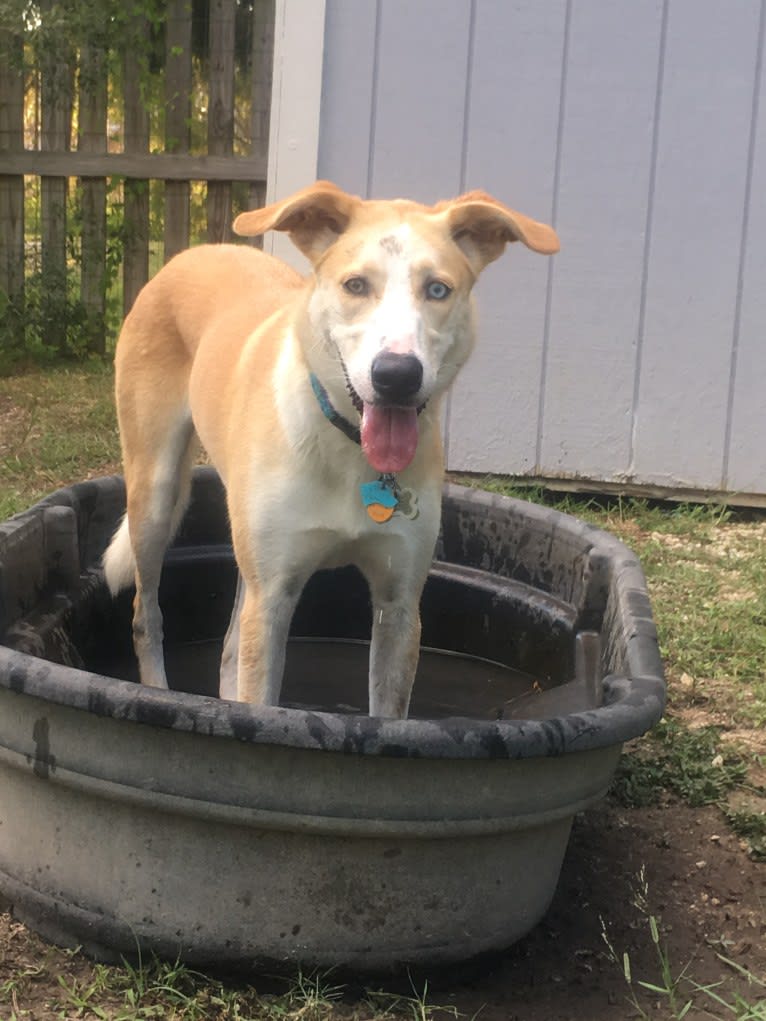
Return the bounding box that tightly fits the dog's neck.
[309,372,361,447]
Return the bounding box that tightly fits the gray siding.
[317,0,766,498]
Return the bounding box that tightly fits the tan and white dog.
[103,181,558,718]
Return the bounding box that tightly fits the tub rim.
[0,650,664,761]
[0,475,666,761]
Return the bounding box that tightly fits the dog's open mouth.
[341,363,420,474]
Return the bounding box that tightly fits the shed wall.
[314,0,766,498]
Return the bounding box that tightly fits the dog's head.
[234,182,558,474]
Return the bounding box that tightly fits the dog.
[103,181,558,718]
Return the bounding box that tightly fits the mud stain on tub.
[30,717,56,779]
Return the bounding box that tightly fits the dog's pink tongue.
[361,404,419,473]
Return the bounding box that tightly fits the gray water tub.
[0,469,664,971]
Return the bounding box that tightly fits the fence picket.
[39,0,73,350]
[0,27,25,346]
[164,0,193,262]
[207,0,236,243]
[249,0,275,241]
[122,17,151,318]
[79,40,108,354]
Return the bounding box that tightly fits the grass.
[0,361,120,519]
[3,949,454,1021]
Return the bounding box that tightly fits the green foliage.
[0,364,119,517]
[725,807,766,863]
[0,178,129,369]
[611,718,749,809]
[0,0,166,70]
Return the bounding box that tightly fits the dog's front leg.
[364,546,432,719]
[367,592,422,718]
[235,575,303,705]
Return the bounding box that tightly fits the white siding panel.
[539,1,664,480]
[316,0,378,194]
[632,0,761,489]
[725,9,766,495]
[446,0,567,474]
[367,0,472,202]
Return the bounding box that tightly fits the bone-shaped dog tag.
[395,487,419,520]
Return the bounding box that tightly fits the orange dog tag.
[366,503,395,523]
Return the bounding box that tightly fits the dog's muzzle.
[370,352,423,405]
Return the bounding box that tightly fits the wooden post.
[0,28,25,349]
[39,0,73,350]
[249,0,275,241]
[206,0,236,243]
[164,0,192,262]
[122,20,150,318]
[78,38,107,354]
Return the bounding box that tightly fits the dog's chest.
[250,466,439,575]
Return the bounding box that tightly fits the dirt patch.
[443,798,765,1021]
[1,796,763,1020]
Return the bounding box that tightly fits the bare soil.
[444,796,766,1021]
[1,794,763,1020]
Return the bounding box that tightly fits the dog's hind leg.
[122,408,197,689]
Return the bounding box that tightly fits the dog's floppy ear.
[440,191,559,275]
[233,181,360,263]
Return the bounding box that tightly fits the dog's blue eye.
[344,277,368,296]
[426,280,451,301]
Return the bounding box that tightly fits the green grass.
[610,717,749,809]
[4,951,451,1021]
[0,361,120,518]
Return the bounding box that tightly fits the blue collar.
[309,373,361,446]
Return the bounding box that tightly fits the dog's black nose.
[371,352,423,402]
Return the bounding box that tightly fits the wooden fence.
[0,0,274,356]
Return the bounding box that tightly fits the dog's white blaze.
[343,224,442,402]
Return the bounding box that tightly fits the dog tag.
[394,486,419,520]
[360,478,398,523]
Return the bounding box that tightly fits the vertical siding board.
[367,0,472,202]
[446,0,567,473]
[316,0,378,194]
[538,1,664,481]
[725,4,766,495]
[632,0,760,489]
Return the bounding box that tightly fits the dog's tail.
[102,514,135,595]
